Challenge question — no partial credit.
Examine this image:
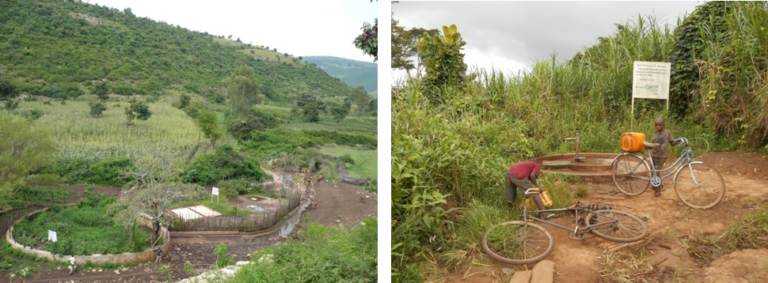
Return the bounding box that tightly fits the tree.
[417,25,470,103]
[0,77,20,100]
[392,16,440,78]
[89,100,107,117]
[115,156,200,243]
[178,94,191,109]
[349,86,371,115]
[229,110,278,140]
[227,66,261,120]
[354,18,378,61]
[295,93,325,123]
[329,104,349,122]
[196,109,224,148]
[0,114,56,208]
[125,98,152,125]
[94,81,110,100]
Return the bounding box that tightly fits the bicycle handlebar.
[674,137,689,146]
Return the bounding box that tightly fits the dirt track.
[449,151,768,283]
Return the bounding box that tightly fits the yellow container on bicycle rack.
[621,132,646,152]
[525,188,553,210]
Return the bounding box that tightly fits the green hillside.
[303,56,378,97]
[0,0,355,103]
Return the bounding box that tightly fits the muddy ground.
[446,150,768,283]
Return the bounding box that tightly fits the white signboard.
[631,61,671,124]
[48,230,57,242]
[212,187,219,196]
[632,61,671,100]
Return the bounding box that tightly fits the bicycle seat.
[643,142,659,149]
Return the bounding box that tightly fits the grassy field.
[10,95,237,164]
[318,146,377,179]
[285,117,378,135]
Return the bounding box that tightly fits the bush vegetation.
[179,145,264,186]
[12,194,154,256]
[241,128,377,159]
[41,156,135,186]
[232,217,377,282]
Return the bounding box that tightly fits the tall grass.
[694,2,768,148]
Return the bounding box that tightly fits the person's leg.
[651,157,666,196]
[504,173,517,206]
[653,157,666,170]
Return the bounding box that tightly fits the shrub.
[214,243,236,268]
[179,145,263,186]
[228,110,278,140]
[217,178,251,198]
[85,157,135,185]
[339,154,355,165]
[40,157,134,186]
[233,218,377,281]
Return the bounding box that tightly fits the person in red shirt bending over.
[505,161,554,219]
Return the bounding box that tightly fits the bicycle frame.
[518,190,613,238]
[616,138,695,182]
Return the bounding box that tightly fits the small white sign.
[632,61,671,100]
[48,230,57,242]
[212,187,219,196]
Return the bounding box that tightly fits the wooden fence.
[167,191,301,232]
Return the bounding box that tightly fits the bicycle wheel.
[482,221,554,264]
[674,162,725,209]
[586,210,647,243]
[688,137,710,157]
[612,154,651,196]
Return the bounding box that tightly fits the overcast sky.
[91,0,378,62]
[392,1,702,81]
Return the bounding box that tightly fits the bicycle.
[482,188,647,264]
[612,137,726,209]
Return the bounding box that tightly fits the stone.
[508,270,531,283]
[530,260,555,283]
[502,268,515,276]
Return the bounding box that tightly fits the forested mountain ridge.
[0,0,355,103]
[303,56,377,97]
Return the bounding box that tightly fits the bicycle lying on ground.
[482,188,647,264]
[612,137,726,209]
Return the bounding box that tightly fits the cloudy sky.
[392,1,702,80]
[91,0,378,62]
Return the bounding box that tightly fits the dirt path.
[302,178,378,227]
[449,151,768,283]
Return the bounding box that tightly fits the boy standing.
[154,247,163,264]
[69,255,76,275]
[505,161,553,218]
[651,117,680,196]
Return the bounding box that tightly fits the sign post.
[48,230,57,242]
[631,61,671,125]
[212,187,219,203]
